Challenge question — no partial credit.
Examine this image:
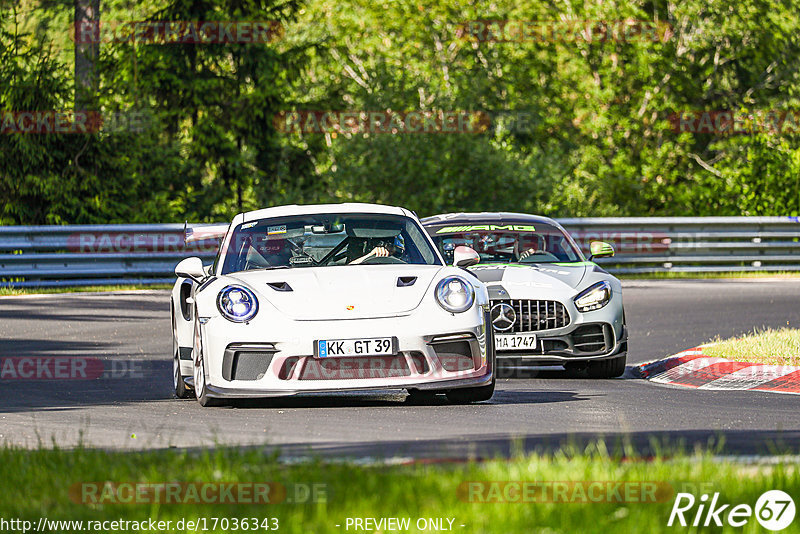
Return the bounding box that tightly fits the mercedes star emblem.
[491,303,517,332]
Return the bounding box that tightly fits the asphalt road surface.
[2,280,800,458]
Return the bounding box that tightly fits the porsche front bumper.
[193,310,494,399]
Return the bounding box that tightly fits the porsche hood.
[225,265,446,320]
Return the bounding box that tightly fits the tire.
[445,377,495,404]
[194,351,221,407]
[586,354,627,378]
[405,389,442,405]
[193,315,222,407]
[563,362,587,378]
[446,320,497,403]
[172,305,193,399]
[196,380,220,407]
[586,310,627,379]
[173,353,193,399]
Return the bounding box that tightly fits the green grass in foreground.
[0,284,173,296]
[1,445,798,533]
[704,327,800,366]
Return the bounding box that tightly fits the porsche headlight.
[574,281,611,312]
[435,276,475,313]
[217,285,259,322]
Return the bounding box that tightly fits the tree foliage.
[2,0,800,223]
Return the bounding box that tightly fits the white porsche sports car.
[422,212,627,378]
[171,203,495,406]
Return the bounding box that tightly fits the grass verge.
[703,327,800,366]
[0,284,172,296]
[0,445,798,533]
[618,271,800,280]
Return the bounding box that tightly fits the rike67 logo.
[669,490,795,530]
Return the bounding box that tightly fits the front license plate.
[495,334,537,351]
[315,337,396,358]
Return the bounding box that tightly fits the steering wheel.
[519,251,559,262]
[361,256,406,265]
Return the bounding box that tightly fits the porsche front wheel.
[172,306,193,399]
[193,317,221,407]
[173,352,193,399]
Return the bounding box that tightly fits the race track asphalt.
[2,279,800,458]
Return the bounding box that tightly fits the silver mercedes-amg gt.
[422,212,627,378]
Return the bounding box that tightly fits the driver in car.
[350,234,406,264]
[517,235,542,261]
[261,238,291,267]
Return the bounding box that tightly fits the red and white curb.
[636,347,800,395]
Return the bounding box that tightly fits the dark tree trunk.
[74,0,100,109]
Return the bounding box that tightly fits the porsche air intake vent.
[490,299,570,332]
[222,344,276,381]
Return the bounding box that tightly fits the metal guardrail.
[1,217,799,287]
[0,224,218,288]
[560,216,800,274]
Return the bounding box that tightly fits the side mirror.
[589,241,615,260]
[453,246,480,268]
[175,257,206,282]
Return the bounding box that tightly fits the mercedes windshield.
[428,222,585,265]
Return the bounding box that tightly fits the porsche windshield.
[221,214,441,274]
[430,222,584,265]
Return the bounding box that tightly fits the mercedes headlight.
[574,281,611,312]
[435,276,475,313]
[217,285,259,322]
